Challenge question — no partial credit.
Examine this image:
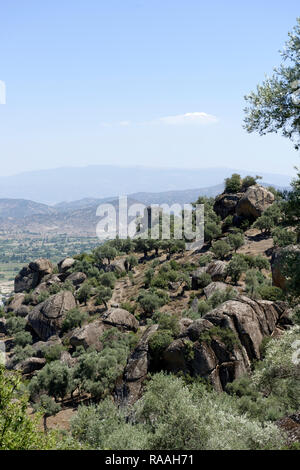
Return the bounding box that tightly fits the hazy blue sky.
[0,1,299,177]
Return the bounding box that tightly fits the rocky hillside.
[1,178,299,450]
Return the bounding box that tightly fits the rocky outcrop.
[236,185,275,219]
[271,245,300,290]
[65,271,87,287]
[15,357,46,374]
[69,320,106,351]
[27,291,76,341]
[5,293,25,312]
[204,282,238,299]
[102,308,139,332]
[58,257,75,274]
[213,193,242,220]
[191,267,207,290]
[116,325,158,406]
[163,297,288,391]
[206,261,227,282]
[14,258,53,293]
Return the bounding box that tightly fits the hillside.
[1,179,299,450]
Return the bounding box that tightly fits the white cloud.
[158,112,218,126]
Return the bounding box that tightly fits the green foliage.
[226,254,249,284]
[14,330,32,347]
[37,291,50,304]
[6,316,27,336]
[148,330,174,360]
[95,285,112,309]
[227,232,245,252]
[198,253,213,267]
[11,345,35,367]
[43,344,64,362]
[198,326,239,352]
[125,255,138,272]
[153,311,180,337]
[29,361,73,401]
[244,18,300,149]
[195,272,212,288]
[258,285,284,301]
[93,244,117,265]
[241,175,262,190]
[76,281,92,305]
[61,308,88,333]
[225,173,242,193]
[137,290,167,315]
[211,240,231,260]
[272,227,297,247]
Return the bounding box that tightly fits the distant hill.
[0,165,293,204]
[0,199,56,219]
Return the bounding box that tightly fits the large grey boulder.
[213,193,242,220]
[15,258,53,293]
[206,261,227,282]
[15,357,46,374]
[204,282,238,299]
[58,257,75,274]
[69,320,106,351]
[236,185,275,219]
[27,291,76,341]
[102,308,139,332]
[65,271,87,287]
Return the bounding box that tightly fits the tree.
[226,254,249,284]
[253,215,274,234]
[94,244,117,265]
[242,175,262,190]
[244,18,300,149]
[125,255,138,272]
[61,308,88,333]
[227,232,245,252]
[137,291,163,315]
[225,174,242,193]
[272,227,297,247]
[211,240,231,260]
[76,282,92,306]
[33,394,61,433]
[95,286,112,309]
[29,361,73,402]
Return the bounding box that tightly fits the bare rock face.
[65,271,87,287]
[116,325,159,406]
[14,258,53,293]
[15,357,46,374]
[206,261,227,282]
[27,291,76,341]
[102,308,139,332]
[191,267,207,290]
[163,297,288,391]
[58,257,75,274]
[271,245,300,290]
[105,259,127,274]
[204,282,231,299]
[5,293,25,313]
[69,320,106,351]
[236,185,275,219]
[213,193,242,220]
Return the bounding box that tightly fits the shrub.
[61,308,88,333]
[225,174,242,193]
[198,253,213,267]
[227,232,244,252]
[29,360,73,402]
[95,286,112,309]
[43,344,64,362]
[148,330,174,360]
[226,254,249,284]
[14,330,32,347]
[258,285,284,301]
[211,240,231,260]
[272,227,297,247]
[195,272,212,289]
[76,282,92,306]
[6,317,27,336]
[137,291,166,315]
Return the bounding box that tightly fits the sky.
[0,0,299,177]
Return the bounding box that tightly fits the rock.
[206,261,227,282]
[58,257,75,274]
[31,337,62,358]
[213,193,242,220]
[6,293,25,312]
[190,297,199,313]
[60,350,77,367]
[271,245,300,289]
[65,271,87,287]
[27,291,76,341]
[204,282,237,299]
[105,259,127,274]
[15,357,46,374]
[102,308,139,332]
[185,318,214,341]
[179,317,194,335]
[69,320,106,351]
[191,267,207,290]
[163,296,288,391]
[15,258,53,293]
[236,185,275,219]
[119,325,159,406]
[14,305,30,318]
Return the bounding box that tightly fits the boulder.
[102,308,139,332]
[190,297,199,313]
[60,350,77,367]
[118,325,159,406]
[15,258,53,293]
[0,318,7,335]
[58,257,75,274]
[69,320,106,351]
[271,245,300,290]
[179,317,194,335]
[191,267,207,290]
[27,291,76,341]
[185,318,214,342]
[14,305,30,318]
[65,271,87,287]
[15,357,46,374]
[31,336,62,358]
[206,261,227,282]
[236,185,275,219]
[204,282,238,299]
[105,259,127,274]
[213,193,242,220]
[5,293,25,313]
